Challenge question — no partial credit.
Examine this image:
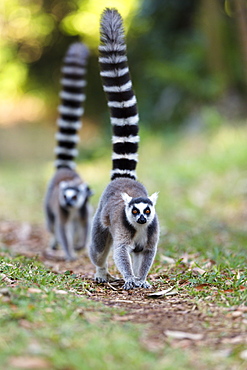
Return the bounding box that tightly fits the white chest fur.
[133,225,148,248]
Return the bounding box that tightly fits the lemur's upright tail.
[99,8,139,181]
[55,43,89,169]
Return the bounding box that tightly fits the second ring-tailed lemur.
[89,8,159,290]
[44,42,93,261]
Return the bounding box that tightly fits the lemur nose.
[137,215,146,224]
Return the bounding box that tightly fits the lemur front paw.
[123,278,138,290]
[95,276,107,283]
[49,238,59,250]
[95,272,116,283]
[134,279,151,289]
[65,254,77,262]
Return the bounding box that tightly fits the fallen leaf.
[191,267,206,275]
[83,311,102,324]
[52,289,68,295]
[160,255,175,264]
[222,335,244,344]
[231,311,243,318]
[19,319,32,329]
[165,290,179,296]
[237,305,247,312]
[240,350,247,360]
[147,287,178,298]
[203,260,216,269]
[239,285,247,290]
[9,356,50,369]
[180,253,190,264]
[164,330,203,340]
[110,299,134,303]
[44,308,53,313]
[194,284,210,291]
[107,282,118,291]
[0,274,14,284]
[178,280,190,286]
[27,288,42,294]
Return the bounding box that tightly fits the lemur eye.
[145,208,151,214]
[132,208,139,215]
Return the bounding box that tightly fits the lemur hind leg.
[89,222,115,283]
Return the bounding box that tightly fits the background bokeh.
[1,0,247,225]
[1,4,247,367]
[1,0,247,129]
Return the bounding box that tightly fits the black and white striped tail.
[55,42,89,169]
[99,8,139,181]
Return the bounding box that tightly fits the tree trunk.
[198,0,226,77]
[234,0,247,89]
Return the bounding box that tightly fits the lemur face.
[121,192,158,226]
[59,181,92,209]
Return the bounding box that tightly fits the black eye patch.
[132,207,140,215]
[144,207,151,215]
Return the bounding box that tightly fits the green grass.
[0,256,159,369]
[0,255,244,370]
[1,121,247,368]
[159,259,247,306]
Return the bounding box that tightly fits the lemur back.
[89,8,159,290]
[44,43,92,261]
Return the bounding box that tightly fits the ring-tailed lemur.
[89,8,159,290]
[44,42,93,261]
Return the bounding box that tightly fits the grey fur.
[89,178,159,289]
[100,8,125,45]
[45,167,92,261]
[44,42,92,261]
[89,9,159,289]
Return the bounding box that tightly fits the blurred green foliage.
[1,0,56,98]
[0,0,247,127]
[128,0,247,127]
[61,0,139,47]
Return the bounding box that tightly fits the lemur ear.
[78,183,93,197]
[86,186,94,197]
[149,192,159,206]
[59,181,67,190]
[78,183,87,193]
[121,192,132,205]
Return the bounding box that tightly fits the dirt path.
[0,220,246,353]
